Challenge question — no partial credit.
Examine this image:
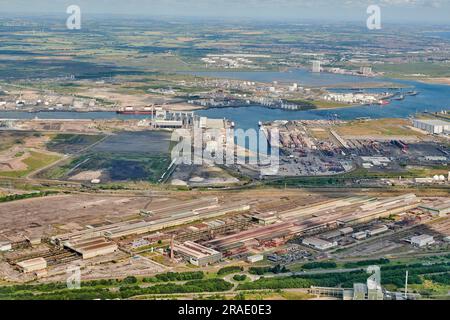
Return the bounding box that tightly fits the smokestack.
[170,235,175,261]
[405,270,409,299]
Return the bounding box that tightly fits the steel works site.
[0,14,449,301]
[0,113,449,301]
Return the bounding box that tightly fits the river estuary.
[1,70,448,132]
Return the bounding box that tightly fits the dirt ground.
[171,164,240,186]
[6,119,176,133]
[168,102,203,111]
[81,87,159,107]
[335,118,424,138]
[0,134,54,172]
[69,170,103,181]
[78,87,201,111]
[420,77,450,85]
[0,194,152,241]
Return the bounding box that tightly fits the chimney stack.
[170,235,175,261]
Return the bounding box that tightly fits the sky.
[0,0,449,23]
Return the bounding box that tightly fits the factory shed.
[412,119,450,134]
[26,236,42,246]
[302,237,337,251]
[321,230,342,240]
[173,241,222,266]
[367,225,389,237]
[419,199,450,217]
[339,227,354,235]
[252,212,279,225]
[410,234,435,247]
[199,117,225,129]
[0,241,12,252]
[247,254,264,263]
[153,119,183,129]
[256,230,289,242]
[352,231,367,240]
[64,236,118,259]
[17,257,47,273]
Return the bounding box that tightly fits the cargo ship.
[116,106,156,115]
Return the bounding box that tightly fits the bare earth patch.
[69,170,103,181]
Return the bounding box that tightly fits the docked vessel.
[406,91,419,96]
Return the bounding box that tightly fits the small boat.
[406,91,419,96]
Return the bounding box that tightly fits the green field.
[374,62,450,78]
[0,151,61,178]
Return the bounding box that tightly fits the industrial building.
[206,194,420,254]
[151,110,194,129]
[360,66,373,76]
[339,227,354,235]
[252,212,279,225]
[26,236,42,246]
[419,199,450,217]
[412,119,450,134]
[152,119,183,128]
[336,194,419,225]
[0,241,11,252]
[352,282,384,300]
[51,198,249,245]
[247,254,264,263]
[310,285,418,301]
[320,230,342,240]
[352,231,368,240]
[361,156,391,167]
[410,234,435,247]
[64,237,118,259]
[425,156,447,162]
[104,203,250,239]
[312,60,322,73]
[17,257,47,273]
[198,117,226,129]
[173,241,222,266]
[302,237,337,251]
[367,225,389,237]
